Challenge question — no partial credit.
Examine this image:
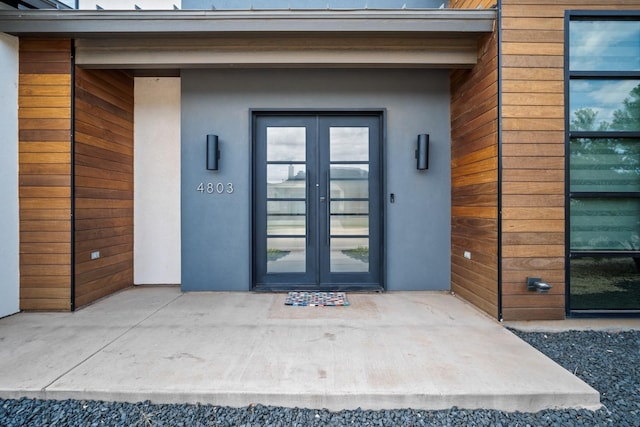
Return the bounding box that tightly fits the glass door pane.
[328,127,370,273]
[265,127,307,273]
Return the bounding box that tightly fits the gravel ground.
[1,330,639,426]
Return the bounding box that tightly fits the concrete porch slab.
[0,286,600,412]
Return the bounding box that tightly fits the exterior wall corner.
[450,26,500,318]
[0,32,20,318]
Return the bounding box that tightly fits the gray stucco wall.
[0,33,19,317]
[181,68,451,291]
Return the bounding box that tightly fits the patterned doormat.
[285,292,350,307]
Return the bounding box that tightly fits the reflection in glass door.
[253,113,382,290]
[265,126,308,274]
[328,126,370,273]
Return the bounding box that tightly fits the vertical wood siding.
[74,68,134,308]
[450,2,499,318]
[19,39,72,311]
[500,0,640,320]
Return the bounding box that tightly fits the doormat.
[285,292,350,307]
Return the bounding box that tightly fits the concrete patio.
[0,286,600,412]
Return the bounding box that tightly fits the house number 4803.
[196,182,234,194]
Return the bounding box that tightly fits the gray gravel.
[1,330,639,426]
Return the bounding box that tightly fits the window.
[567,13,640,313]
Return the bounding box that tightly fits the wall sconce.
[527,277,552,293]
[415,134,429,170]
[206,134,220,171]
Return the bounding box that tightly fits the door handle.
[307,171,311,246]
[320,196,326,203]
[325,171,330,246]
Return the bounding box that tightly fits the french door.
[252,112,383,291]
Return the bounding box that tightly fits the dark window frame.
[565,10,640,316]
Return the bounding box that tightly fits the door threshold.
[253,285,384,293]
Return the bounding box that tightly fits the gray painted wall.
[0,32,19,317]
[181,68,451,291]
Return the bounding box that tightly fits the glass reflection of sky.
[330,127,369,162]
[266,126,370,183]
[570,80,640,131]
[570,21,640,71]
[267,127,305,162]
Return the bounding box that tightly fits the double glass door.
[253,113,382,290]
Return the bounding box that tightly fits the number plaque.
[196,182,234,194]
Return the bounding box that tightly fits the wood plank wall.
[74,68,134,308]
[450,1,499,318]
[450,0,496,7]
[500,0,640,320]
[18,39,72,311]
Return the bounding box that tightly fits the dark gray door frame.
[250,109,385,292]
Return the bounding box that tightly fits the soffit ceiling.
[0,9,496,68]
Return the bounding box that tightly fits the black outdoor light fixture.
[415,134,429,170]
[206,134,220,171]
[526,277,552,293]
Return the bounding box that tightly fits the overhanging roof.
[0,9,496,69]
[0,9,495,36]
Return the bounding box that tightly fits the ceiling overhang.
[0,9,496,69]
